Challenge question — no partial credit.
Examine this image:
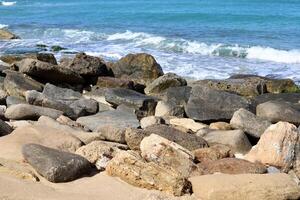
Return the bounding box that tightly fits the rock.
[140,116,163,129]
[230,108,271,138]
[169,118,208,132]
[256,101,300,125]
[0,29,20,40]
[0,105,6,119]
[69,98,98,117]
[198,129,252,154]
[125,125,208,151]
[110,53,164,86]
[96,76,134,89]
[14,58,84,84]
[209,122,232,130]
[75,140,128,170]
[140,134,196,177]
[160,86,191,105]
[1,53,57,65]
[0,124,83,161]
[199,158,267,174]
[43,83,81,102]
[106,150,191,196]
[76,109,139,132]
[62,53,108,78]
[8,120,33,129]
[22,144,91,183]
[3,70,43,98]
[105,88,157,118]
[5,104,63,120]
[245,122,300,175]
[255,93,300,105]
[155,101,185,117]
[144,73,187,95]
[6,96,26,107]
[56,115,89,131]
[185,85,252,121]
[0,84,7,105]
[193,144,234,163]
[0,119,13,136]
[97,126,126,144]
[189,173,300,200]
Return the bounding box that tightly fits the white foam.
[1,1,16,6]
[0,24,8,29]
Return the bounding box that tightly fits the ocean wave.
[1,1,16,6]
[0,24,8,29]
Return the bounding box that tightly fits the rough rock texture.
[106,150,191,196]
[96,76,134,89]
[5,104,63,120]
[0,29,20,40]
[140,134,196,177]
[110,53,164,86]
[169,118,208,132]
[144,73,187,95]
[230,108,271,138]
[190,173,300,200]
[0,124,83,161]
[193,144,234,163]
[245,122,300,175]
[0,119,13,136]
[256,101,300,125]
[198,129,252,154]
[96,126,127,144]
[3,70,43,98]
[14,58,84,84]
[185,85,251,121]
[22,144,91,183]
[199,158,267,174]
[125,125,208,151]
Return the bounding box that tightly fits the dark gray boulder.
[22,144,91,183]
[0,119,13,136]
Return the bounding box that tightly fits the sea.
[1,0,300,82]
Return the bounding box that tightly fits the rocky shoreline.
[1,29,300,200]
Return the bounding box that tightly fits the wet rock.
[0,29,20,40]
[230,108,271,138]
[110,53,164,86]
[185,85,251,121]
[22,144,91,183]
[190,173,300,200]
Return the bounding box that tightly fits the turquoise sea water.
[1,0,300,81]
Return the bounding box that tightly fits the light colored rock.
[140,134,195,177]
[189,173,300,200]
[8,120,34,129]
[193,144,233,163]
[155,101,185,117]
[209,122,232,130]
[0,29,20,40]
[169,118,207,132]
[140,116,163,129]
[106,150,191,196]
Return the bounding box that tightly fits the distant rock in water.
[0,29,20,40]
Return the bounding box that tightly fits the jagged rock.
[155,101,185,117]
[198,129,252,154]
[140,116,163,129]
[193,144,234,163]
[22,144,91,183]
[3,70,43,98]
[256,101,300,125]
[0,29,20,40]
[190,173,300,200]
[5,104,63,120]
[185,85,252,121]
[230,108,271,138]
[110,53,164,86]
[14,58,84,84]
[106,150,191,196]
[169,118,208,132]
[209,122,232,130]
[144,73,187,95]
[0,119,13,136]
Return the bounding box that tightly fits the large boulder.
[5,104,63,120]
[189,173,300,200]
[106,150,191,196]
[198,129,252,154]
[256,101,300,125]
[144,73,187,95]
[0,124,83,161]
[3,70,43,98]
[185,85,252,121]
[110,53,164,86]
[230,108,271,138]
[245,122,300,175]
[14,58,84,84]
[0,29,20,40]
[22,144,91,182]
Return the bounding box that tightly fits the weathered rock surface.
[3,53,57,65]
[106,150,191,196]
[144,73,187,95]
[110,53,164,86]
[230,108,271,138]
[22,144,91,182]
[5,104,63,120]
[193,144,233,163]
[198,129,252,154]
[155,101,185,117]
[0,29,20,40]
[256,101,300,125]
[96,76,134,89]
[169,118,207,132]
[245,122,300,175]
[185,85,251,121]
[0,119,13,136]
[140,116,163,129]
[140,134,196,177]
[189,173,300,200]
